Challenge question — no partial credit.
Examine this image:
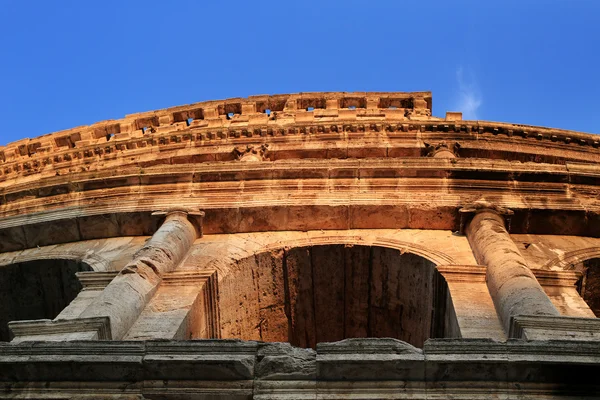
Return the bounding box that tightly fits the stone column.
[464,209,560,334]
[79,210,202,340]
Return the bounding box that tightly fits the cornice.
[0,92,598,183]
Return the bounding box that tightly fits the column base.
[8,316,112,342]
[510,315,600,341]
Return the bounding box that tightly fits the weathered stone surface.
[76,211,199,340]
[217,245,458,348]
[255,342,316,380]
[1,91,600,398]
[465,209,561,334]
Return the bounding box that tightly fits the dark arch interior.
[218,245,459,348]
[0,259,92,341]
[581,258,600,317]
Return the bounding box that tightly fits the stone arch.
[0,257,93,341]
[258,235,457,266]
[0,248,111,272]
[542,247,600,271]
[543,247,600,317]
[216,241,460,349]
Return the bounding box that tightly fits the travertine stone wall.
[3,226,599,343]
[217,245,455,348]
[1,91,600,398]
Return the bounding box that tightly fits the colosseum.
[0,91,599,398]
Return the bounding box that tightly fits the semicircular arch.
[542,247,600,271]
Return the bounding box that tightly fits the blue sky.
[0,1,598,146]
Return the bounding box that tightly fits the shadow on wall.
[218,245,460,348]
[582,258,600,317]
[0,259,92,341]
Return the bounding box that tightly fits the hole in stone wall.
[0,259,92,341]
[307,107,314,112]
[186,118,193,126]
[218,245,459,349]
[348,106,356,110]
[106,133,115,141]
[265,109,271,116]
[227,112,235,119]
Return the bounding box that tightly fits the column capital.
[458,201,513,233]
[152,208,205,237]
[425,141,459,158]
[151,208,205,218]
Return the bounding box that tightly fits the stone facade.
[1,91,600,398]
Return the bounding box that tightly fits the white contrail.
[455,66,482,120]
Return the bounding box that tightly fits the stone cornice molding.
[436,265,582,287]
[8,316,112,341]
[76,271,119,289]
[510,315,600,340]
[2,119,599,181]
[1,91,599,183]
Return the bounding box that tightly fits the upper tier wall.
[1,91,598,183]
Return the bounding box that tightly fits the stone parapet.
[1,338,600,398]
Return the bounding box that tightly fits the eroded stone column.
[79,210,202,340]
[464,209,560,334]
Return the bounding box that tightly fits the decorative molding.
[8,316,112,340]
[233,143,270,162]
[0,91,598,183]
[76,271,119,289]
[424,141,460,158]
[532,269,581,287]
[509,315,600,340]
[436,265,486,282]
[162,269,216,286]
[436,265,582,287]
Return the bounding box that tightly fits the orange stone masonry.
[1,91,600,399]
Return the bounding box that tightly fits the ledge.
[8,316,112,342]
[509,315,600,340]
[1,338,600,398]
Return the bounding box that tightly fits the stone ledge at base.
[1,338,600,399]
[510,314,600,340]
[7,316,112,342]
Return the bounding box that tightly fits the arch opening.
[0,259,92,341]
[218,244,459,348]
